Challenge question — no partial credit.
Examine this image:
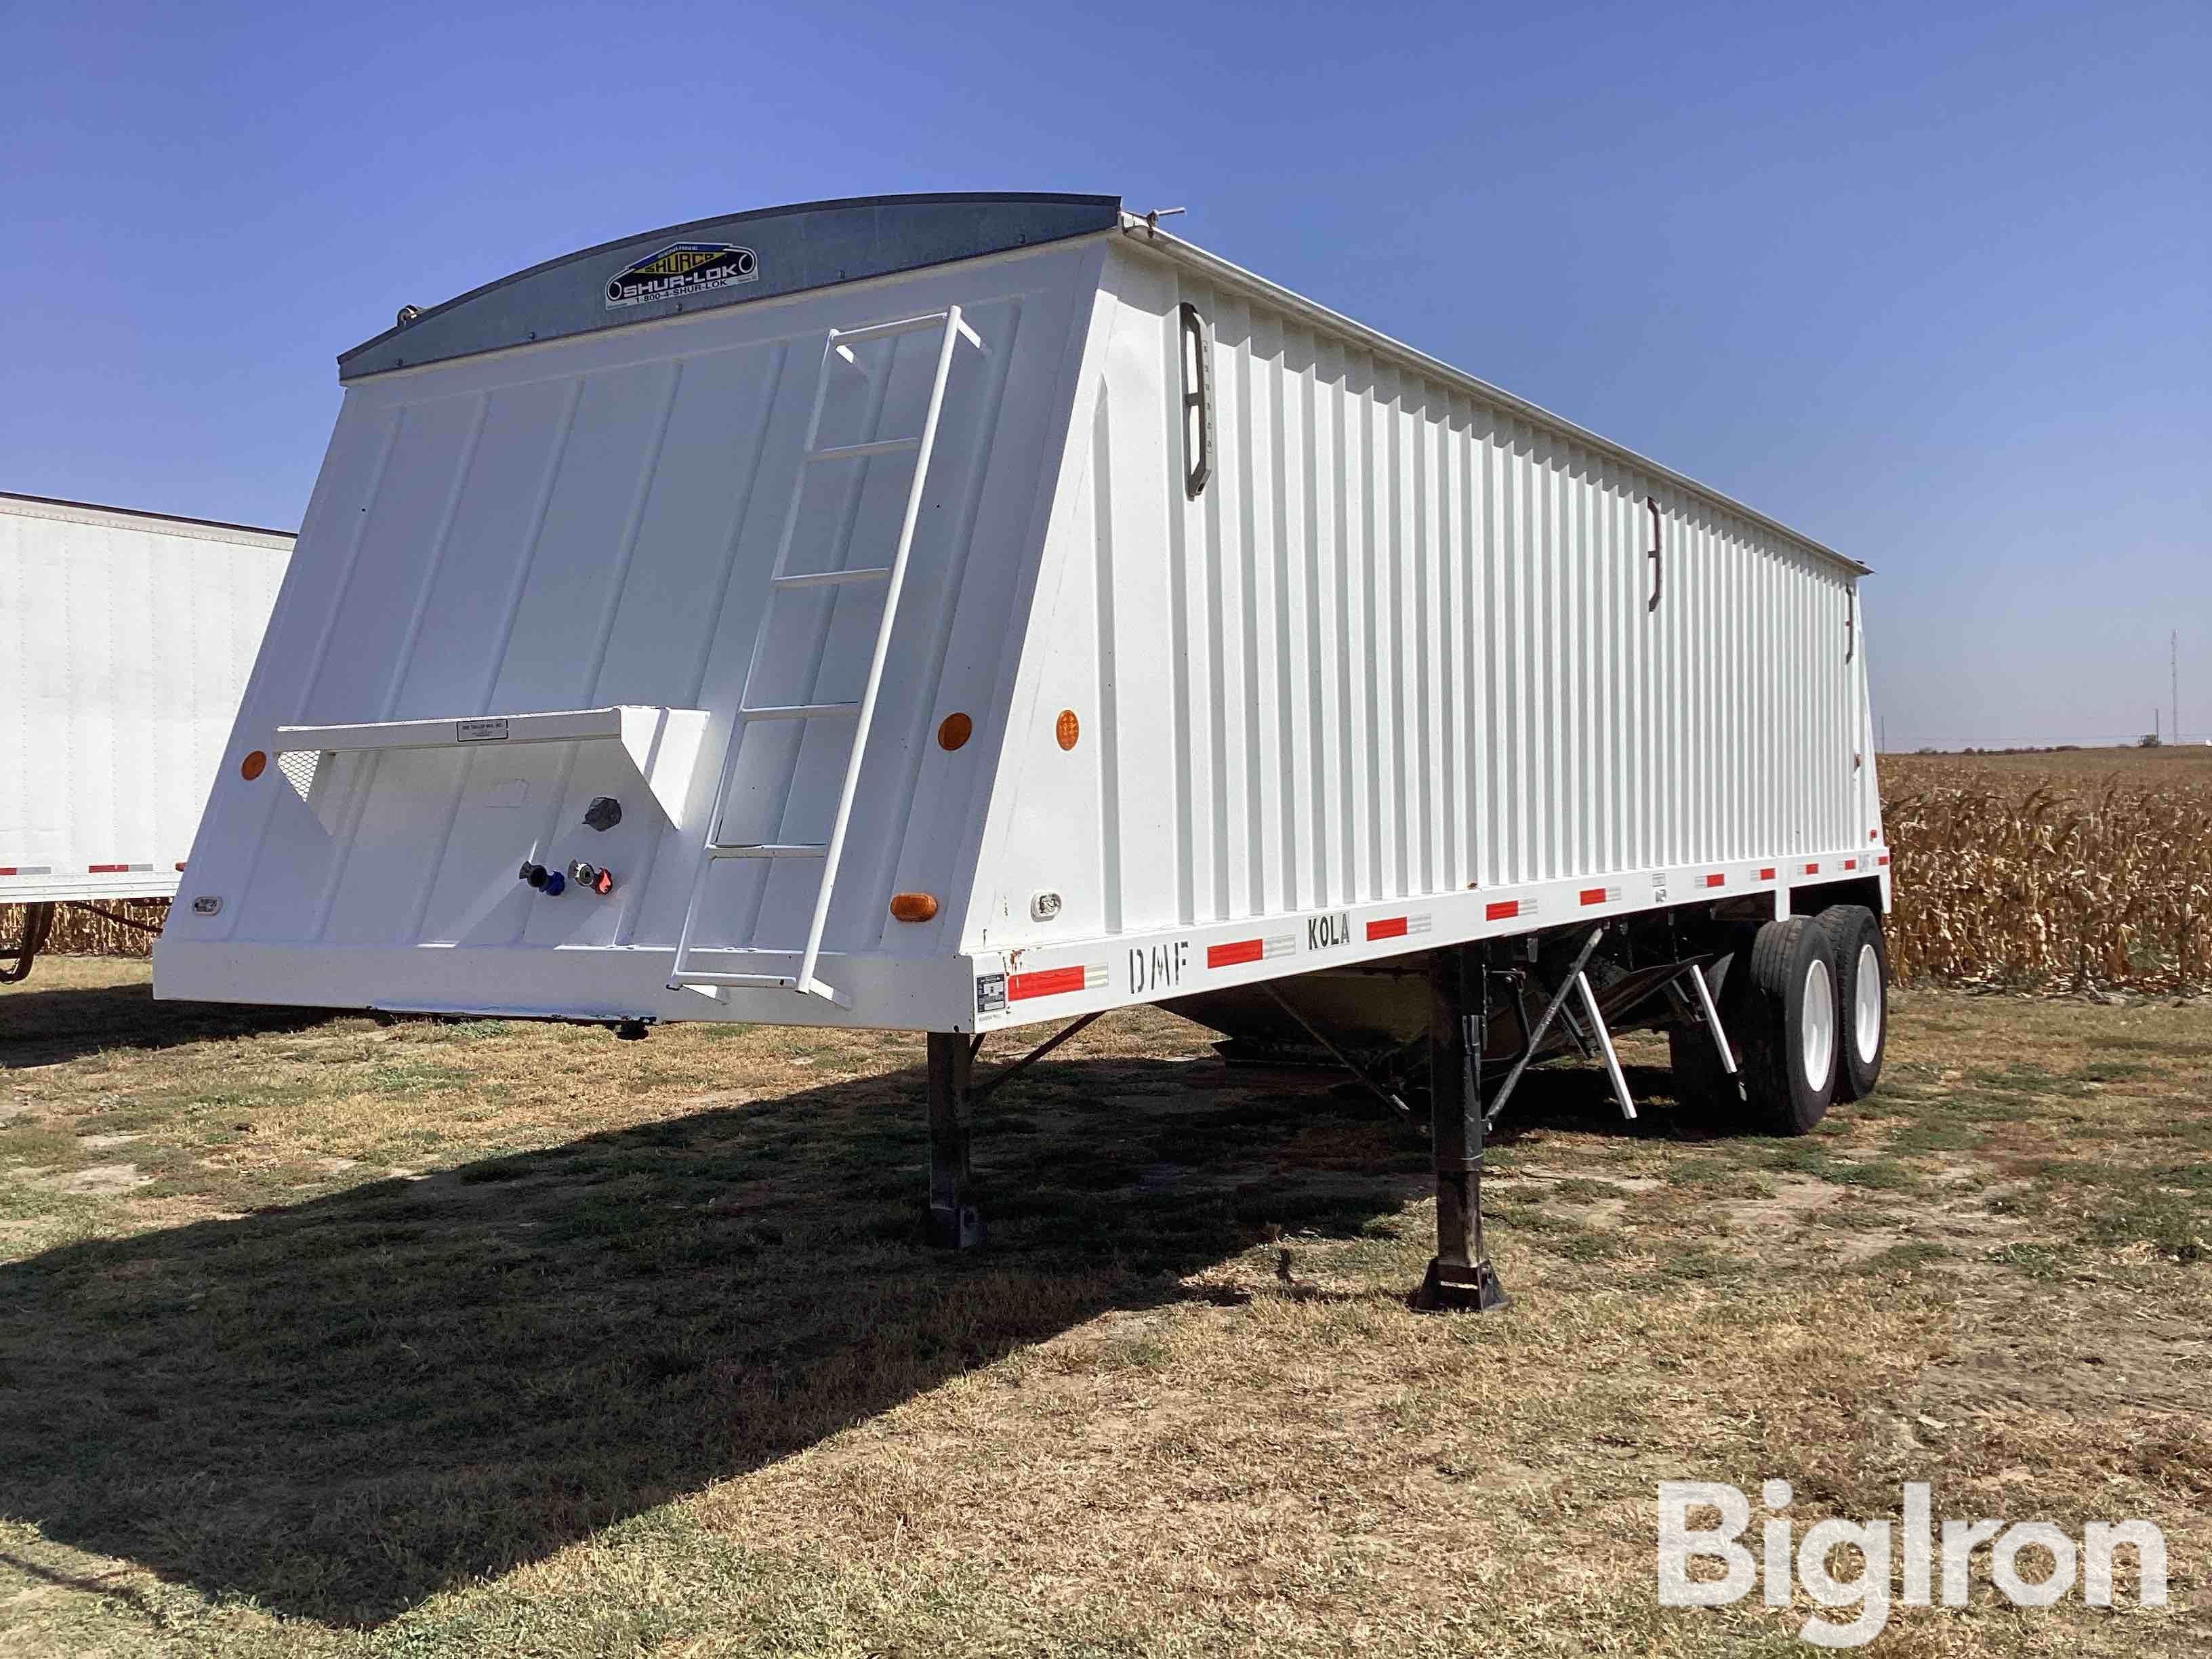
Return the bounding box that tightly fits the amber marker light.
[240,750,268,781]
[889,892,940,923]
[937,712,972,751]
[1055,709,1080,750]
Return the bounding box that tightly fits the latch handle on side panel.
[1645,497,1663,613]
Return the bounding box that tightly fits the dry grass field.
[1,960,2207,1656]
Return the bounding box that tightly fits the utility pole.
[2173,631,2180,744]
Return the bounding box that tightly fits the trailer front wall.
[161,241,1102,1014]
[0,497,291,903]
[977,240,1875,949]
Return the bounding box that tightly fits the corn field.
[0,899,165,962]
[1882,751,2212,994]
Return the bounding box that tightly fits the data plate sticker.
[456,718,510,743]
[975,972,1006,1015]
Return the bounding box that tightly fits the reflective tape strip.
[1704,873,1725,888]
[1579,886,1620,907]
[1206,935,1296,969]
[1008,964,1107,1001]
[1759,867,1776,880]
[1843,858,1859,870]
[1877,853,1891,867]
[1803,862,1820,876]
[1367,914,1435,940]
[87,863,152,874]
[0,866,51,876]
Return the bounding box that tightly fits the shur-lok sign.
[605,242,759,309]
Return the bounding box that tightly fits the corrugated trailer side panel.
[972,239,1870,952]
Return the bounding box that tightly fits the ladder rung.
[707,843,827,859]
[739,701,861,720]
[771,566,893,590]
[829,312,951,346]
[807,436,922,464]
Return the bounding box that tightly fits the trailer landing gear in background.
[0,903,56,985]
[1414,945,1509,1313]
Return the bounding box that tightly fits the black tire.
[1817,905,1887,1102]
[1736,916,1839,1136]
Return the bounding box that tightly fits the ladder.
[667,306,981,1006]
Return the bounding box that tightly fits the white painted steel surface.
[0,494,291,903]
[157,202,1885,1031]
[1852,941,1883,1063]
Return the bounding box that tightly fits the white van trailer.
[155,193,1887,1305]
[2,492,292,979]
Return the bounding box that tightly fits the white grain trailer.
[155,192,1888,1307]
[2,492,292,981]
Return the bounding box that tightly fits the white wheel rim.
[1853,941,1883,1064]
[1801,958,1836,1093]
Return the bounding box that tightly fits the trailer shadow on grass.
[0,977,335,1069]
[0,1050,1461,1629]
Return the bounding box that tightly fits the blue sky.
[2,1,2203,747]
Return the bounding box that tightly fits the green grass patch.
[2078,1193,2209,1263]
[0,1124,79,1165]
[1662,1156,1740,1188]
[363,1061,472,1095]
[1988,1242,2075,1280]
[1548,1177,1627,1205]
[1824,1158,1921,1192]
[1750,1139,1839,1176]
[1662,1245,1754,1282]
[1965,1062,2093,1100]
[1888,1120,1987,1153]
[1862,1242,1951,1273]
[2074,1059,2154,1084]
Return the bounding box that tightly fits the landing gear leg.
[926,1031,984,1249]
[1414,945,1509,1313]
[0,903,54,985]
